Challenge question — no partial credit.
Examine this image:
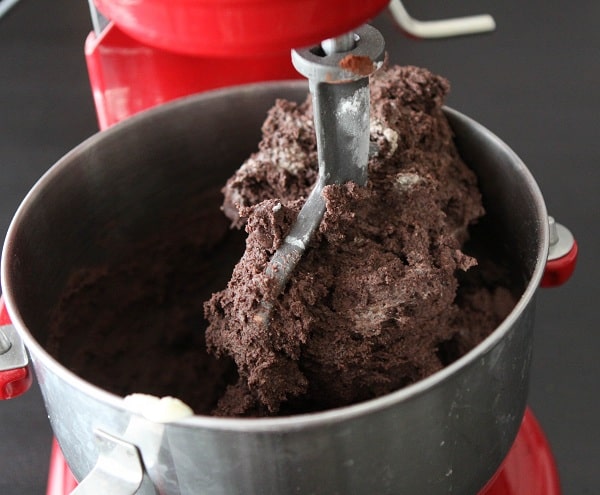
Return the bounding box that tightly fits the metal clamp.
[547,216,575,261]
[0,324,28,371]
[541,216,578,288]
[0,324,31,399]
[71,429,145,495]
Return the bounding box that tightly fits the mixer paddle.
[259,25,385,316]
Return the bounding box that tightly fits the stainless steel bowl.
[1,81,548,495]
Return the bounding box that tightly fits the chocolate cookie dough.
[46,190,243,415]
[47,65,520,418]
[205,65,518,416]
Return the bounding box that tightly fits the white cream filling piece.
[124,393,194,423]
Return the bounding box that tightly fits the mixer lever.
[389,0,496,39]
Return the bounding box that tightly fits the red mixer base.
[479,409,561,494]
[46,408,560,495]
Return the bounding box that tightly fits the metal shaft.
[310,77,370,187]
[263,25,385,297]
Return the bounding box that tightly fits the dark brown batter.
[47,65,520,418]
[206,65,519,415]
[46,189,243,415]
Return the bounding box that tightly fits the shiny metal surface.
[547,217,575,260]
[0,325,28,370]
[1,82,548,494]
[0,326,11,355]
[71,430,145,495]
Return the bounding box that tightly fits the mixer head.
[82,1,496,128]
[88,0,495,56]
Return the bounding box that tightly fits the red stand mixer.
[0,1,578,494]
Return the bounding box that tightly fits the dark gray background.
[0,1,597,493]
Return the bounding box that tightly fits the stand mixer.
[0,1,578,494]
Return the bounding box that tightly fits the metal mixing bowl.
[1,82,548,494]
